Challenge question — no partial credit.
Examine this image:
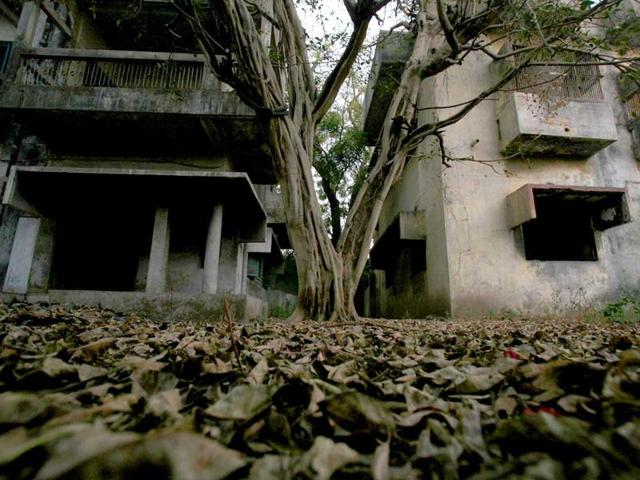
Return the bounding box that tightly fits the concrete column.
[373,269,386,317]
[15,1,42,47]
[3,216,40,294]
[202,204,223,294]
[234,243,246,295]
[145,207,170,294]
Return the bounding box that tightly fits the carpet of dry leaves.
[1,302,640,479]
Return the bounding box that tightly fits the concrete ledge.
[5,290,269,322]
[497,91,618,157]
[0,85,254,117]
[362,32,414,145]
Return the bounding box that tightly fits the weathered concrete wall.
[1,85,255,117]
[427,49,640,316]
[168,253,204,293]
[19,290,269,322]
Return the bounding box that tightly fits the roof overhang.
[506,184,631,231]
[3,166,268,242]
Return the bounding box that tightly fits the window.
[507,184,631,262]
[506,51,604,101]
[522,199,598,261]
[0,41,12,74]
[247,254,264,287]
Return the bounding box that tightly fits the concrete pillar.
[3,216,40,294]
[234,243,246,295]
[373,269,386,317]
[146,207,170,294]
[15,1,42,47]
[202,204,223,294]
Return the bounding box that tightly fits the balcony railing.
[15,48,215,90]
[508,57,604,102]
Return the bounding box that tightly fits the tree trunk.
[176,0,503,322]
[319,176,343,246]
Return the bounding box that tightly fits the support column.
[202,204,223,294]
[15,1,42,48]
[146,207,170,294]
[3,216,40,294]
[234,243,246,295]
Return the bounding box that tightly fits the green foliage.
[269,303,295,319]
[314,109,369,240]
[603,296,640,323]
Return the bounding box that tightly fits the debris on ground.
[1,302,639,479]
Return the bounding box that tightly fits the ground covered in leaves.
[1,303,640,479]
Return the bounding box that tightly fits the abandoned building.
[363,2,640,317]
[0,0,293,320]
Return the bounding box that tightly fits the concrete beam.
[203,204,223,294]
[146,207,170,294]
[0,1,19,25]
[3,216,40,294]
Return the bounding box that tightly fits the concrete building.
[0,0,293,321]
[363,7,640,318]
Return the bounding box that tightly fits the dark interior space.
[522,198,598,261]
[169,205,209,267]
[51,207,153,291]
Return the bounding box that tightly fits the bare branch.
[436,0,459,57]
[313,0,394,122]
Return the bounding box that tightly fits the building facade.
[363,4,640,318]
[0,0,293,321]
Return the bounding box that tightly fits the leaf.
[34,425,139,480]
[248,455,296,480]
[460,409,490,461]
[37,431,246,480]
[453,371,505,394]
[299,436,359,480]
[41,358,77,379]
[324,391,395,435]
[147,389,182,418]
[371,442,390,480]
[248,358,269,385]
[205,384,271,420]
[0,392,51,425]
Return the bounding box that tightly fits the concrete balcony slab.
[497,91,618,158]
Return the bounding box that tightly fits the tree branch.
[313,0,393,123]
[436,0,459,57]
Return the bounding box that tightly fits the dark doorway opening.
[51,207,153,291]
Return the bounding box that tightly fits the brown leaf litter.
[1,302,640,479]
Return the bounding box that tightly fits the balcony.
[0,47,273,178]
[496,59,618,158]
[2,47,252,116]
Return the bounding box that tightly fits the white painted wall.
[428,48,640,316]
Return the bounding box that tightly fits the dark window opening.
[247,254,264,286]
[0,42,12,74]
[169,206,209,267]
[385,239,427,287]
[51,208,153,291]
[522,198,598,261]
